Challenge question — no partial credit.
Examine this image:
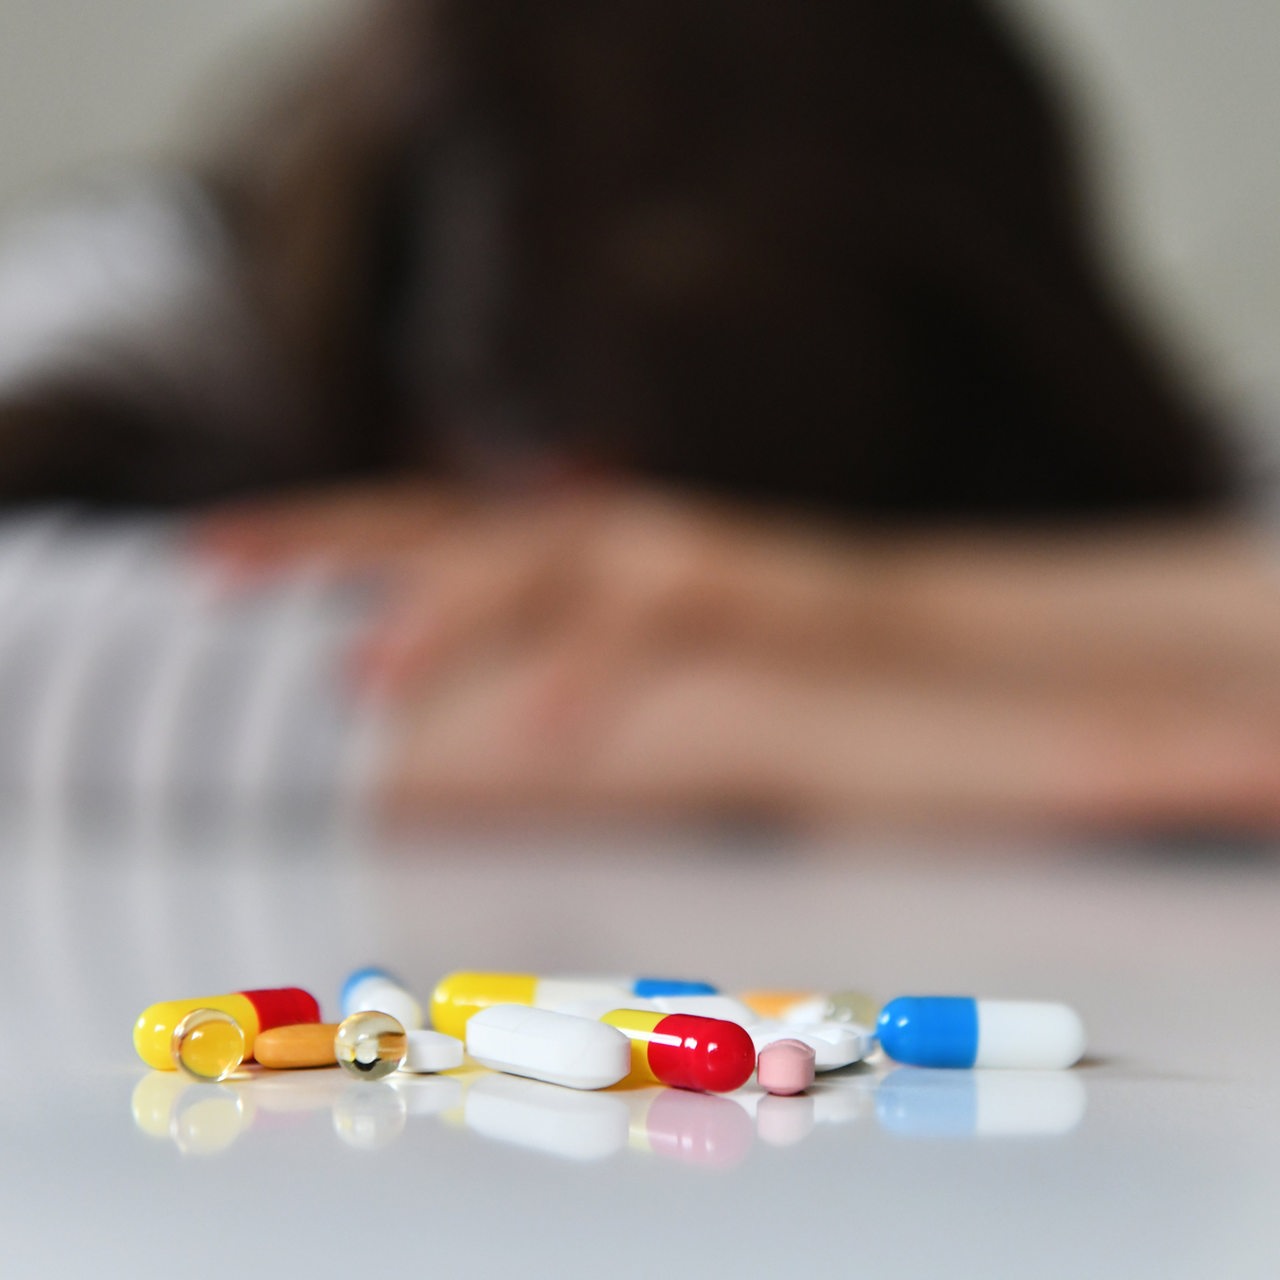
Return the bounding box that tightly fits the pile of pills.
[133,969,1086,1102]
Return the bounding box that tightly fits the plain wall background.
[0,0,1276,426]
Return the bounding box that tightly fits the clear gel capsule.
[466,1005,632,1090]
[171,1008,246,1082]
[877,997,1086,1069]
[335,1011,408,1081]
[340,967,425,1030]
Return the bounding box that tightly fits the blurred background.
[0,0,1279,833]
[0,0,1277,447]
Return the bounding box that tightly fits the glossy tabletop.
[2,820,1277,1279]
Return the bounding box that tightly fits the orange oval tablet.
[254,1022,341,1070]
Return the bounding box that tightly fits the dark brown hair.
[0,0,1239,517]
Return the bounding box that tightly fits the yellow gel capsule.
[430,972,538,1040]
[172,1008,247,1082]
[135,995,261,1072]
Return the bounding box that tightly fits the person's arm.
[198,481,1280,832]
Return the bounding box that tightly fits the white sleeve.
[0,167,309,494]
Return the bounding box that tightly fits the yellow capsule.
[132,987,320,1071]
[430,973,539,1040]
[135,995,260,1072]
[600,1009,666,1085]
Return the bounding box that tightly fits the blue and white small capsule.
[631,978,719,998]
[877,997,1085,1069]
[341,967,425,1031]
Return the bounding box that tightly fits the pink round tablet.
[757,1038,816,1096]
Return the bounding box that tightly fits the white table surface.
[2,817,1277,1279]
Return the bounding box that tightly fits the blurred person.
[2,0,1279,831]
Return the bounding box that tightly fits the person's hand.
[196,482,1280,831]
[200,481,881,720]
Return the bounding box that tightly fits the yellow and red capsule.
[602,1009,755,1093]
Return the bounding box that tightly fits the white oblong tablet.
[400,1028,464,1074]
[465,1005,632,1090]
[747,1020,872,1071]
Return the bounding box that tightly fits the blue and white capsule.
[877,998,1085,1069]
[341,967,425,1031]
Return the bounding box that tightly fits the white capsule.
[465,1005,632,1090]
[649,994,757,1024]
[340,968,425,1031]
[550,997,659,1021]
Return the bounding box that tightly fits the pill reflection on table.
[241,1068,449,1140]
[756,1094,817,1147]
[332,1081,409,1149]
[389,1073,465,1117]
[810,1077,875,1126]
[875,1067,1088,1138]
[131,1073,253,1156]
[624,1087,756,1170]
[227,1072,343,1145]
[465,1073,630,1161]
